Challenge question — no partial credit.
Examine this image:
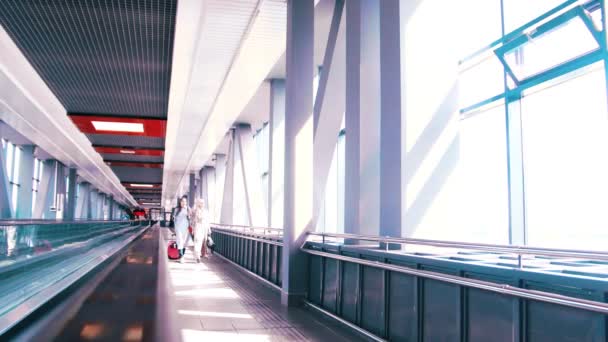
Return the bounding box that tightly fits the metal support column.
[76,181,89,219]
[97,192,106,220]
[88,188,97,219]
[15,145,35,218]
[0,142,12,218]
[282,0,314,307]
[345,0,381,238]
[42,160,60,219]
[214,154,226,223]
[64,168,77,220]
[108,196,114,221]
[189,172,196,206]
[269,79,285,228]
[221,133,235,224]
[379,0,404,243]
[312,0,346,229]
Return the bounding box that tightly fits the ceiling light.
[120,150,136,154]
[142,202,160,205]
[130,184,154,188]
[92,121,144,133]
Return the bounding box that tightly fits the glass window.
[253,122,270,215]
[458,104,510,244]
[317,124,345,234]
[589,7,602,30]
[503,0,566,32]
[500,13,599,81]
[459,56,505,108]
[457,0,503,58]
[521,63,608,250]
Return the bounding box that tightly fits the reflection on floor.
[52,227,159,341]
[166,238,364,341]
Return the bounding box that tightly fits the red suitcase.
[167,241,180,260]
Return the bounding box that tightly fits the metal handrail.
[302,248,608,315]
[211,227,283,246]
[210,223,284,233]
[0,219,138,226]
[308,232,608,262]
[211,226,282,238]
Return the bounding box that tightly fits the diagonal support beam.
[214,154,226,223]
[312,0,346,228]
[235,124,268,227]
[220,132,235,224]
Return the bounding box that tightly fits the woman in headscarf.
[191,198,211,263]
[173,195,191,263]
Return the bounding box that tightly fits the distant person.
[192,198,211,262]
[173,196,191,263]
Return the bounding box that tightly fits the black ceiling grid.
[0,0,178,118]
[101,154,164,163]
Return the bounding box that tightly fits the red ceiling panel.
[69,115,166,137]
[94,146,164,156]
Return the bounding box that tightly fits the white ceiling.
[162,0,338,208]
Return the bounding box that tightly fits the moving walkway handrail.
[0,219,138,226]
[308,231,608,262]
[301,248,608,315]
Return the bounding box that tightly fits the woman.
[173,196,191,263]
[191,198,211,262]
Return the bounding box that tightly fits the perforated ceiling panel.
[0,0,177,118]
[102,153,164,163]
[87,134,165,149]
[0,0,177,207]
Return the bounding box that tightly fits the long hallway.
[161,228,365,342]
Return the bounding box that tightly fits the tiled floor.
[162,229,366,342]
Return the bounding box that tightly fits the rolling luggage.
[167,241,180,260]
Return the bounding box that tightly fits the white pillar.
[282,0,314,307]
[16,145,35,218]
[64,168,77,220]
[89,189,98,220]
[269,79,285,228]
[379,0,404,242]
[214,154,226,223]
[0,143,12,218]
[98,193,106,220]
[41,160,60,219]
[345,0,381,237]
[75,182,89,219]
[220,133,235,224]
[189,173,196,207]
